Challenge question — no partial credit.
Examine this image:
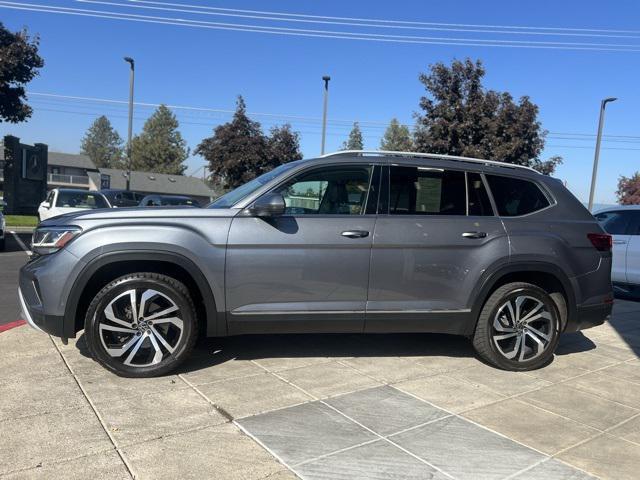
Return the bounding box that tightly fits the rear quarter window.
[486,175,551,216]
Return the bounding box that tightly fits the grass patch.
[4,215,39,227]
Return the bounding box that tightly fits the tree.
[414,58,561,174]
[0,22,44,123]
[195,96,302,189]
[267,124,303,168]
[80,116,124,168]
[342,122,364,150]
[131,105,188,175]
[380,118,413,151]
[617,172,640,205]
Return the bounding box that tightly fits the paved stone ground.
[1,300,639,479]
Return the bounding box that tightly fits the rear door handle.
[462,231,487,239]
[341,230,369,239]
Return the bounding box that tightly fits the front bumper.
[18,250,84,339]
[18,286,66,337]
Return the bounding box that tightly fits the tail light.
[587,233,612,252]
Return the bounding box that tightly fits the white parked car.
[38,188,111,222]
[595,206,640,296]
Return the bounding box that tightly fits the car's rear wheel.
[473,282,560,371]
[85,273,197,377]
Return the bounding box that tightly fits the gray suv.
[19,151,613,377]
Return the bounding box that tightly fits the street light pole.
[588,97,617,211]
[320,76,330,155]
[124,57,135,191]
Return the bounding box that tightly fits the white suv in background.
[595,206,640,297]
[38,188,111,222]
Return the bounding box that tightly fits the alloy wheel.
[97,288,184,367]
[491,295,554,362]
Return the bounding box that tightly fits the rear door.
[625,211,640,285]
[366,165,508,334]
[225,163,379,334]
[595,210,633,284]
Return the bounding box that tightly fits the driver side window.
[275,165,373,215]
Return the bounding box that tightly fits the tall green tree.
[380,118,413,151]
[130,105,188,175]
[80,116,124,168]
[617,172,640,205]
[266,124,303,169]
[414,58,561,174]
[195,96,303,188]
[342,122,364,150]
[0,22,44,123]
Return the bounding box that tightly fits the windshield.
[209,161,301,209]
[56,191,109,209]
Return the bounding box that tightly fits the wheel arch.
[470,262,576,333]
[64,250,222,338]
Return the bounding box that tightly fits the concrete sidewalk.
[1,301,639,479]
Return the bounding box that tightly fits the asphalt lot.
[0,232,31,327]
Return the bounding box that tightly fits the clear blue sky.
[2,0,640,204]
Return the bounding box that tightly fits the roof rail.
[319,150,540,174]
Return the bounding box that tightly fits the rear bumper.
[565,302,612,332]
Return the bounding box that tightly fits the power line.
[77,0,640,40]
[28,92,640,141]
[119,0,640,36]
[2,1,640,51]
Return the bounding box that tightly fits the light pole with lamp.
[124,56,135,191]
[588,97,617,211]
[320,76,330,155]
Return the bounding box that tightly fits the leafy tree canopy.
[0,22,44,123]
[80,115,124,168]
[131,105,188,175]
[342,122,364,150]
[380,118,413,151]
[195,96,302,189]
[617,172,640,205]
[414,58,561,174]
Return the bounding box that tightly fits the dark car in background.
[101,189,145,208]
[138,194,199,207]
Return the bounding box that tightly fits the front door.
[225,163,378,334]
[366,166,508,334]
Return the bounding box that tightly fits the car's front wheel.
[473,282,561,371]
[85,272,198,377]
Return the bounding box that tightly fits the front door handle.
[462,231,487,239]
[341,230,369,239]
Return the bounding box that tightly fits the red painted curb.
[0,320,27,333]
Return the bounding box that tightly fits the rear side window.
[467,172,494,216]
[595,211,634,235]
[390,166,466,215]
[486,175,551,216]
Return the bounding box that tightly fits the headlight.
[31,227,82,255]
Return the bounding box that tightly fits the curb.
[0,320,26,334]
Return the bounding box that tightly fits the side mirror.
[41,201,51,209]
[249,192,286,217]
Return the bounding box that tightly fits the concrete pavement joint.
[177,373,235,422]
[49,336,136,480]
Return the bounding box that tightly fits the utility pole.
[588,97,617,211]
[124,57,135,191]
[320,76,330,155]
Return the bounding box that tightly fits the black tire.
[473,282,560,371]
[0,238,5,251]
[85,272,198,377]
